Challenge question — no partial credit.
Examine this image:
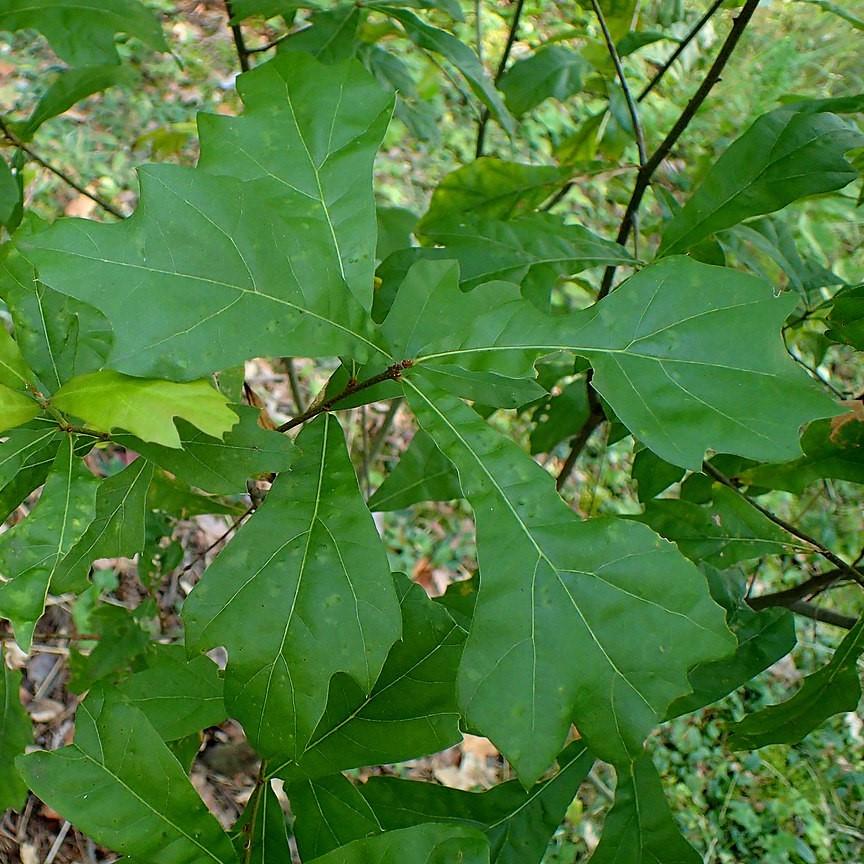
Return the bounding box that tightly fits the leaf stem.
[703,462,864,588]
[599,0,762,298]
[475,0,525,157]
[0,119,124,219]
[278,361,412,432]
[591,0,647,167]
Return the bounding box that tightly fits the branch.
[747,569,848,610]
[475,0,525,157]
[599,0,762,298]
[224,0,251,72]
[591,0,646,167]
[780,601,856,630]
[0,119,124,219]
[555,386,605,491]
[278,361,411,432]
[703,462,864,589]
[637,0,726,102]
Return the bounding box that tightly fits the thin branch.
[748,569,849,610]
[224,0,251,72]
[784,601,856,629]
[475,0,525,157]
[555,386,605,491]
[637,0,726,102]
[362,397,403,478]
[283,357,306,413]
[703,462,864,589]
[0,119,124,219]
[246,33,289,54]
[278,362,411,433]
[181,505,255,573]
[599,0,762,298]
[591,0,646,167]
[782,333,846,399]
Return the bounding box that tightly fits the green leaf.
[0,248,113,392]
[114,644,226,741]
[23,163,384,379]
[405,376,734,781]
[278,4,360,63]
[0,425,61,488]
[232,783,292,864]
[274,574,464,780]
[826,284,864,349]
[798,0,864,29]
[376,205,417,262]
[728,615,864,750]
[115,405,294,495]
[19,65,133,139]
[659,108,864,255]
[184,414,401,763]
[0,155,20,229]
[306,823,490,864]
[0,436,98,650]
[290,774,382,859]
[0,323,35,390]
[632,447,684,502]
[198,53,394,309]
[147,471,244,518]
[666,567,796,719]
[529,379,590,455]
[0,644,31,812]
[382,8,514,136]
[52,371,238,448]
[17,689,239,864]
[498,46,588,116]
[52,458,154,593]
[0,384,41,432]
[636,485,805,567]
[416,159,569,235]
[591,755,701,864]
[0,0,168,65]
[355,741,593,864]
[368,428,461,511]
[402,257,838,469]
[743,415,864,493]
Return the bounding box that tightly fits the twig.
[782,334,846,399]
[247,33,289,54]
[278,362,412,433]
[45,821,72,864]
[181,505,255,573]
[0,119,124,219]
[283,358,306,413]
[362,397,403,479]
[784,601,856,629]
[555,387,605,491]
[224,0,251,72]
[591,0,646,167]
[748,569,850,610]
[637,0,726,101]
[599,0,762,298]
[703,462,864,588]
[475,0,525,157]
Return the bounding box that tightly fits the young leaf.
[17,689,239,864]
[198,53,394,309]
[114,644,226,741]
[19,65,134,140]
[22,164,385,379]
[0,644,31,812]
[232,782,292,864]
[355,740,594,864]
[0,0,168,65]
[114,405,294,495]
[184,414,401,764]
[0,436,98,650]
[383,8,514,136]
[659,108,864,255]
[273,574,464,781]
[636,485,805,567]
[306,823,491,864]
[367,429,461,511]
[590,755,701,864]
[416,159,569,235]
[0,322,41,432]
[728,615,864,749]
[52,458,154,593]
[290,774,382,859]
[52,371,238,448]
[405,376,735,782]
[498,46,588,116]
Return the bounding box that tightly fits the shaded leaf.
[659,108,864,255]
[728,615,864,749]
[0,644,31,812]
[184,414,401,763]
[52,458,153,593]
[825,284,864,349]
[232,782,292,864]
[0,155,19,229]
[115,405,294,495]
[498,46,588,116]
[0,436,98,649]
[631,447,684,502]
[529,379,590,455]
[17,689,239,863]
[274,574,464,780]
[52,371,238,448]
[405,376,734,781]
